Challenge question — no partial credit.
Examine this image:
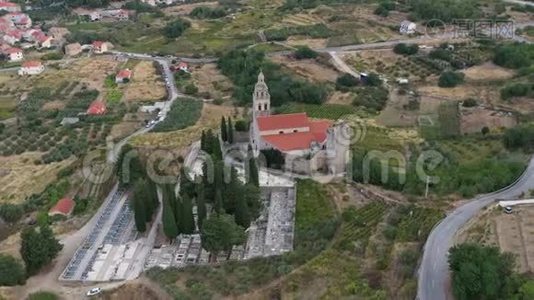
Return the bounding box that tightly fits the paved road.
[106,52,185,162]
[504,0,534,6]
[417,156,534,300]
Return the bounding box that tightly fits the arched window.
[258,104,261,111]
[293,129,298,133]
[264,103,268,110]
[279,131,284,134]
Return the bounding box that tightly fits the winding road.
[417,156,534,300]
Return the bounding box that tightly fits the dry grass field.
[457,205,534,273]
[462,62,515,82]
[131,104,240,149]
[460,107,517,134]
[271,54,340,83]
[192,63,233,100]
[123,60,167,102]
[0,153,75,204]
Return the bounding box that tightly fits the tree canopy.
[0,254,25,286]
[20,225,62,275]
[163,19,191,39]
[201,213,246,256]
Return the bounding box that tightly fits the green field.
[276,103,363,120]
[0,96,16,120]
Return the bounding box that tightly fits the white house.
[18,60,44,75]
[3,47,22,61]
[33,32,52,48]
[399,20,416,35]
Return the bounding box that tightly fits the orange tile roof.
[87,100,106,115]
[256,112,309,131]
[258,115,332,152]
[92,40,104,47]
[116,69,131,79]
[49,198,75,216]
[21,60,41,68]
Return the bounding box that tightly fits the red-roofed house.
[2,47,22,61]
[0,2,21,12]
[87,100,106,115]
[18,60,44,75]
[92,40,108,54]
[115,68,132,83]
[250,72,333,155]
[3,29,22,45]
[177,62,188,72]
[48,198,76,217]
[30,30,52,48]
[6,13,31,29]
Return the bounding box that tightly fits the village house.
[92,40,109,54]
[115,69,132,83]
[2,47,22,61]
[177,62,189,72]
[48,198,76,217]
[48,27,70,46]
[32,31,53,48]
[0,1,20,12]
[64,42,82,56]
[399,20,416,35]
[3,29,22,44]
[18,60,44,75]
[6,13,31,29]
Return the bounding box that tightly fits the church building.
[249,72,333,157]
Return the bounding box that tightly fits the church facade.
[249,72,334,157]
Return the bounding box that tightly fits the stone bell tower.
[252,71,270,118]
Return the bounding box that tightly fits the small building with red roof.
[3,29,22,45]
[249,72,333,155]
[177,62,188,72]
[48,198,76,217]
[92,40,108,54]
[87,100,106,115]
[18,60,44,75]
[115,68,132,83]
[2,47,23,61]
[0,2,21,13]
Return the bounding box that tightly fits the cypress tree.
[181,193,195,234]
[200,130,206,152]
[174,194,184,234]
[220,117,228,142]
[196,183,207,230]
[132,180,147,232]
[249,157,259,187]
[234,193,251,228]
[228,117,234,144]
[214,189,223,213]
[162,197,178,241]
[211,135,222,160]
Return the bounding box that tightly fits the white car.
[86,287,101,296]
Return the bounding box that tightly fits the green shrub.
[438,71,464,88]
[190,6,227,19]
[153,98,202,132]
[28,291,59,300]
[163,19,191,38]
[500,83,532,100]
[0,203,23,223]
[336,73,359,89]
[393,43,419,55]
[294,46,318,59]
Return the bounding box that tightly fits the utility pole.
[425,176,430,199]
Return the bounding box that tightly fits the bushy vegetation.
[438,71,465,87]
[152,98,202,132]
[163,19,191,39]
[0,203,24,223]
[190,6,227,19]
[449,244,521,300]
[503,124,534,152]
[393,43,419,55]
[501,83,533,100]
[20,224,62,275]
[493,43,534,70]
[264,24,331,41]
[293,46,318,59]
[408,0,480,22]
[0,254,26,286]
[276,103,358,120]
[353,86,389,112]
[218,50,328,106]
[336,73,359,88]
[27,291,59,300]
[374,1,396,17]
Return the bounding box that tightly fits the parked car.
[86,287,101,296]
[504,206,513,214]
